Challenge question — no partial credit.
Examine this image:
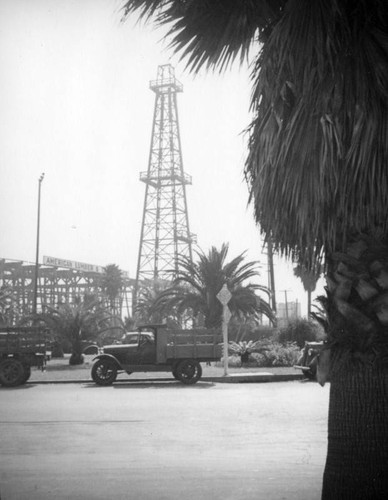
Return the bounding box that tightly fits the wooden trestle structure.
[0,258,135,320]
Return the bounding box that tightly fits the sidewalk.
[28,356,305,384]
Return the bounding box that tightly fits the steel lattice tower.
[134,64,195,302]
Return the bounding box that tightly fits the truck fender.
[92,353,123,370]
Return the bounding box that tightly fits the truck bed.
[0,327,51,356]
[160,328,223,362]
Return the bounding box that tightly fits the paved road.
[0,380,329,500]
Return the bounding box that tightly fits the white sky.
[0,0,325,316]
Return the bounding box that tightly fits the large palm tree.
[123,1,388,497]
[153,243,274,327]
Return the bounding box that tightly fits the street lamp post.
[33,173,45,315]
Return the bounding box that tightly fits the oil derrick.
[134,65,195,305]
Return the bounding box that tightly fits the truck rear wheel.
[0,359,26,387]
[91,359,118,386]
[175,359,202,385]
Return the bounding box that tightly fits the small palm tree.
[228,339,267,365]
[41,295,111,365]
[101,264,123,315]
[153,243,274,328]
[0,286,19,326]
[293,263,323,318]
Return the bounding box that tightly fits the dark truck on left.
[0,326,52,387]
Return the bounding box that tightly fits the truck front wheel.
[0,359,26,387]
[91,359,118,386]
[175,359,202,385]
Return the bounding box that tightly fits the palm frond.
[122,0,286,71]
[245,0,388,268]
[123,0,388,284]
[151,243,273,327]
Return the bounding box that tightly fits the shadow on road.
[0,384,36,390]
[81,381,215,390]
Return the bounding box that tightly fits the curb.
[203,373,304,383]
[28,373,305,385]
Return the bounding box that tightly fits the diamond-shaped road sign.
[217,284,232,305]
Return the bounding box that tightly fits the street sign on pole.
[217,284,232,376]
[217,283,232,305]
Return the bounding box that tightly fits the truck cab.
[105,327,157,365]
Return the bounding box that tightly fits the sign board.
[43,255,129,278]
[43,256,104,274]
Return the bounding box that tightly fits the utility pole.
[278,289,292,325]
[266,237,277,325]
[33,172,45,315]
[284,289,289,321]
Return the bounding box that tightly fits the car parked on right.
[294,341,324,380]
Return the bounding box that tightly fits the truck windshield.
[122,333,139,345]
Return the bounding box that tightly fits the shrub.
[254,326,278,341]
[249,352,267,367]
[260,341,300,367]
[228,319,277,343]
[277,318,323,348]
[220,341,300,368]
[227,355,243,367]
[220,354,265,368]
[51,340,64,358]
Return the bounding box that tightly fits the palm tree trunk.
[241,351,250,365]
[321,236,388,498]
[322,361,388,499]
[69,330,84,365]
